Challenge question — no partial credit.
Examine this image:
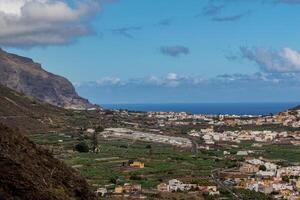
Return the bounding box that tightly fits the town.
[26,106,300,199]
[69,107,300,199]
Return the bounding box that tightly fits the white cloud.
[96,77,121,86]
[166,73,178,81]
[240,47,300,73]
[0,0,100,47]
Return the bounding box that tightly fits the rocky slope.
[0,84,75,133]
[0,124,97,200]
[0,48,94,109]
[0,84,115,134]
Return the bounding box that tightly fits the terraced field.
[29,133,226,189]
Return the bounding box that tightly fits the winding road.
[211,169,242,200]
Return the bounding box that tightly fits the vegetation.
[234,189,272,200]
[75,142,89,153]
[30,133,223,189]
[259,165,267,171]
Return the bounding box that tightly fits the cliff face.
[0,124,97,200]
[0,48,94,110]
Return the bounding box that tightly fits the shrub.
[74,142,89,153]
[259,165,267,171]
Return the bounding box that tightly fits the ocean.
[102,103,300,115]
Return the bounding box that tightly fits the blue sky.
[2,0,300,104]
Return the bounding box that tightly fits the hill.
[0,124,97,200]
[0,83,106,133]
[0,48,94,109]
[0,84,74,133]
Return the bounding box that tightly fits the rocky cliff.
[0,48,95,110]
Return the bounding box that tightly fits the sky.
[1,0,300,104]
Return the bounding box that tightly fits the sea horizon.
[102,102,300,115]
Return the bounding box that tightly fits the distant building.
[240,163,259,174]
[237,151,248,156]
[123,183,142,193]
[157,183,169,192]
[114,186,123,194]
[130,161,145,168]
[86,128,95,134]
[96,188,107,197]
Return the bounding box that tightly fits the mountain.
[0,124,97,200]
[0,48,95,110]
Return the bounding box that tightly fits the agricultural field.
[29,133,227,189]
[29,132,300,200]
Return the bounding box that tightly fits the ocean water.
[102,103,300,115]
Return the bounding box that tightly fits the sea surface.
[102,103,300,115]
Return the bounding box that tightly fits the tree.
[146,144,152,156]
[259,165,267,171]
[92,126,104,153]
[74,142,89,153]
[110,175,119,184]
[95,126,104,133]
[282,175,290,183]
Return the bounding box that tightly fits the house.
[237,151,248,156]
[86,128,95,134]
[169,179,183,192]
[199,186,219,195]
[240,163,259,174]
[168,179,193,192]
[246,158,264,166]
[296,180,300,190]
[258,184,273,194]
[114,186,123,194]
[256,171,276,177]
[96,188,107,197]
[264,162,277,171]
[130,161,145,168]
[157,183,169,192]
[123,183,142,193]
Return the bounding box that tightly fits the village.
[189,127,300,146]
[94,159,221,199]
[91,153,300,199]
[220,157,300,200]
[147,108,300,128]
[92,156,300,199]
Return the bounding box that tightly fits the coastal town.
[23,104,300,199]
[147,107,300,128]
[61,106,300,199]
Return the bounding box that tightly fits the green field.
[29,133,226,189]
[29,132,300,193]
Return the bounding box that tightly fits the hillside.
[0,48,94,109]
[0,84,73,133]
[0,124,97,200]
[0,83,105,133]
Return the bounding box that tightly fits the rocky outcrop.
[0,48,95,109]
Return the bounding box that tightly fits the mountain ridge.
[0,48,95,110]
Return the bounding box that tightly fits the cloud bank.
[0,0,100,47]
[75,72,300,104]
[240,47,300,73]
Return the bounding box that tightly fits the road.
[211,169,242,200]
[190,139,198,154]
